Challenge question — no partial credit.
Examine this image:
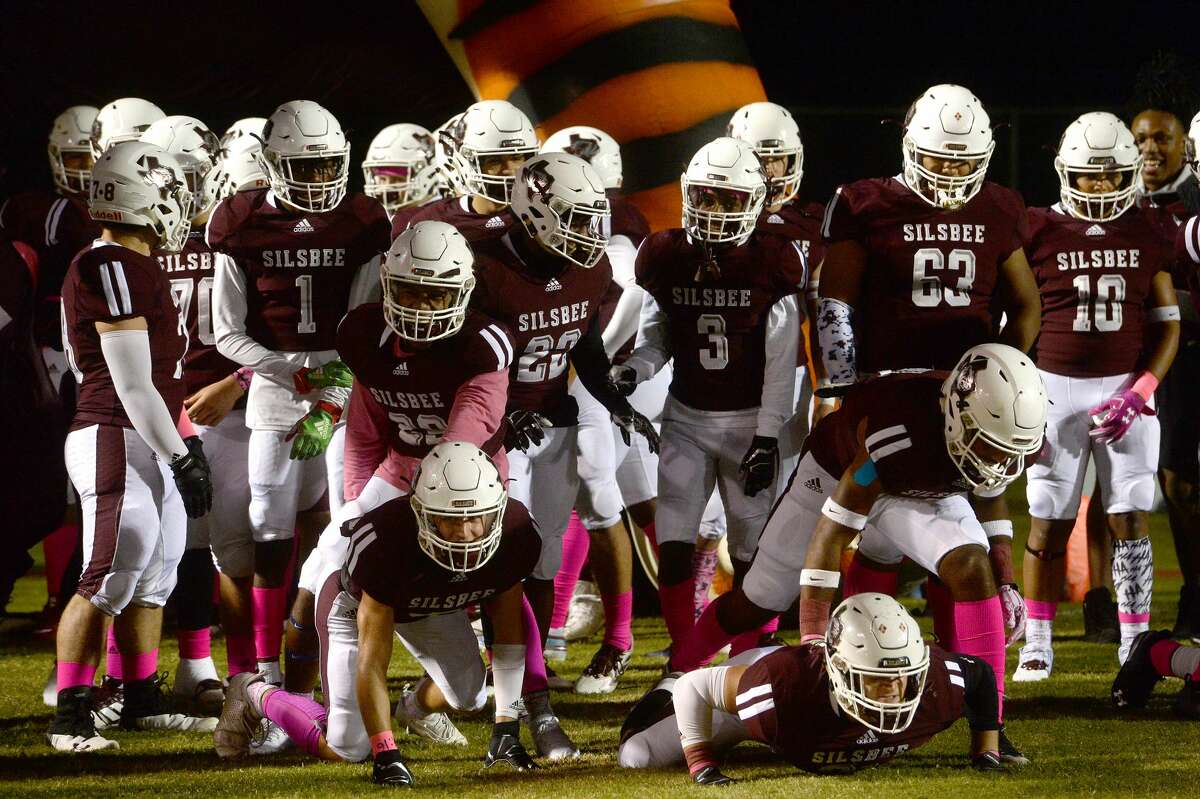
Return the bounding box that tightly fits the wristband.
[1147,305,1180,323]
[799,568,841,588]
[235,367,253,392]
[1131,372,1159,403]
[981,520,1014,540]
[370,730,397,754]
[821,497,868,530]
[315,400,343,424]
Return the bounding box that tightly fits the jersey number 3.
[912,248,976,307]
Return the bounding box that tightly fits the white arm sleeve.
[673,666,733,749]
[816,296,857,385]
[600,234,643,359]
[211,252,297,389]
[348,254,382,310]
[100,329,188,462]
[491,643,526,721]
[757,294,800,437]
[623,292,671,382]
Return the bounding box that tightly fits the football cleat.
[174,678,225,717]
[1111,629,1172,710]
[523,691,580,761]
[90,677,124,731]
[1083,588,1120,644]
[47,686,120,753]
[692,765,733,786]
[46,732,120,752]
[997,726,1029,766]
[249,718,293,755]
[213,672,265,758]
[373,750,416,786]
[971,750,1004,771]
[394,687,467,746]
[1175,677,1199,719]
[574,643,633,695]
[483,724,539,772]
[121,675,217,733]
[563,584,604,642]
[1013,645,1053,682]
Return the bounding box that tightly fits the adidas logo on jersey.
[767,213,785,224]
[485,216,506,229]
[392,362,409,376]
[293,218,315,233]
[1085,224,1106,237]
[545,277,563,292]
[855,729,879,745]
[803,477,822,493]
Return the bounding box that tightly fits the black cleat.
[692,765,733,785]
[1083,588,1120,644]
[997,726,1029,766]
[1111,629,1172,710]
[1174,677,1199,720]
[372,750,415,787]
[483,731,539,772]
[971,751,1004,772]
[1172,584,1200,643]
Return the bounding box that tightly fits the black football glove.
[372,749,415,787]
[504,409,552,453]
[171,437,213,519]
[483,722,539,772]
[613,408,661,454]
[738,435,778,497]
[971,750,1004,772]
[692,765,733,786]
[607,364,638,397]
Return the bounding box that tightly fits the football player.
[1112,629,1200,718]
[50,141,214,752]
[220,117,267,148]
[619,594,1009,781]
[209,100,390,696]
[398,100,539,243]
[1018,113,1180,680]
[215,443,544,785]
[608,137,805,657]
[362,123,437,229]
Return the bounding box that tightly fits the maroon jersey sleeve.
[608,192,650,247]
[820,182,873,244]
[73,248,168,323]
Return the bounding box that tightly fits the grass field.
[1,488,1196,798]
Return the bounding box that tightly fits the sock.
[692,548,718,620]
[954,597,1006,721]
[227,633,257,677]
[177,627,212,661]
[1024,600,1057,651]
[43,524,79,598]
[252,586,289,663]
[1151,640,1200,680]
[926,577,958,650]
[552,513,590,631]
[1113,537,1153,660]
[602,590,633,651]
[519,595,548,694]
[844,557,900,597]
[643,521,659,556]
[57,661,97,691]
[106,627,123,681]
[121,648,159,683]
[670,596,737,672]
[257,659,284,687]
[261,687,327,757]
[659,578,697,647]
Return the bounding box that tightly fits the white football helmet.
[410,442,507,573]
[681,137,767,246]
[221,117,267,148]
[433,113,466,197]
[219,134,270,197]
[48,105,99,195]
[727,102,803,205]
[381,220,476,342]
[449,100,539,205]
[88,140,193,253]
[901,84,994,209]
[140,116,226,220]
[511,153,611,269]
[1187,110,1200,171]
[1054,113,1142,222]
[362,123,437,214]
[258,100,350,213]
[941,343,1047,492]
[825,593,930,734]
[90,98,165,159]
[541,126,623,189]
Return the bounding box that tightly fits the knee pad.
[326,718,370,764]
[212,537,255,580]
[86,570,138,616]
[617,736,651,769]
[446,680,489,714]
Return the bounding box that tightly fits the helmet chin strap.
[510,225,567,279]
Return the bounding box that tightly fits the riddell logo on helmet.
[499,139,525,147]
[412,267,436,276]
[706,173,728,182]
[451,499,476,508]
[91,209,124,222]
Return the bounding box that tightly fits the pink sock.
[730,615,781,657]
[1025,599,1058,621]
[602,590,633,650]
[670,596,736,672]
[519,595,548,694]
[261,688,327,757]
[226,634,258,676]
[43,524,79,597]
[844,557,900,597]
[659,578,697,647]
[177,627,211,660]
[551,513,590,631]
[1151,639,1181,678]
[57,661,97,691]
[954,597,1006,721]
[252,586,288,662]
[106,627,123,681]
[926,578,957,650]
[692,548,718,619]
[122,648,159,682]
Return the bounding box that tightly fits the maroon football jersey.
[1028,205,1173,378]
[399,197,514,244]
[636,229,806,412]
[343,495,539,623]
[206,189,389,352]
[387,202,429,239]
[607,191,650,247]
[823,178,1028,372]
[470,237,613,418]
[802,371,970,499]
[0,192,100,303]
[61,243,187,431]
[1176,214,1200,321]
[737,643,964,774]
[156,230,241,394]
[337,305,512,458]
[757,200,826,268]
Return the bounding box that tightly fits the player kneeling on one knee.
[619,594,1006,782]
[214,442,542,784]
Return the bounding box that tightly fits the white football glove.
[999,583,1026,647]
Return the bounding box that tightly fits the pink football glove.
[1089,389,1155,444]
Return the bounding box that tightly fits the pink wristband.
[370,730,397,754]
[1131,372,1159,402]
[235,367,253,392]
[177,406,197,438]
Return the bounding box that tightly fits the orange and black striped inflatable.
[417,0,768,231]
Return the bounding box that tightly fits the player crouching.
[214,442,542,784]
[618,594,1008,782]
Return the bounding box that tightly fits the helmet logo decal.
[564,134,601,162]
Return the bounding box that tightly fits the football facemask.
[410,442,507,573]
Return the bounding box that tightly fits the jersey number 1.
[1072,274,1125,332]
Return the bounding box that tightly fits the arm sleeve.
[570,312,633,416]
[757,294,800,437]
[343,381,391,501]
[348,255,382,310]
[950,654,1001,732]
[211,253,296,389]
[816,296,857,384]
[100,329,188,462]
[601,233,644,359]
[673,666,733,748]
[622,291,671,382]
[444,369,509,447]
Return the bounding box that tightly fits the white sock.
[256,660,283,687]
[1025,618,1053,651]
[176,656,219,690]
[1172,646,1200,680]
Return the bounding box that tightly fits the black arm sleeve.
[950,654,1001,732]
[569,312,632,416]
